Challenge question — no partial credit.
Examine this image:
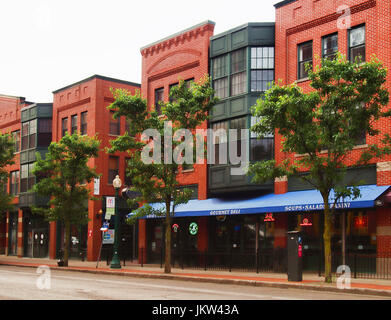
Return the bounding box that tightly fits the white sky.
[0,0,276,102]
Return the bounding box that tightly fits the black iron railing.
[141,247,391,280]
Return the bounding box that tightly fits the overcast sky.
[0,0,276,102]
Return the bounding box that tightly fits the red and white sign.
[264,213,275,222]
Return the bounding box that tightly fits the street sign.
[100,222,109,232]
[102,229,115,244]
[106,197,115,219]
[94,178,100,195]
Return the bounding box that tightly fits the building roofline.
[52,74,141,94]
[21,102,53,111]
[210,22,275,40]
[274,0,298,8]
[140,20,216,51]
[0,94,26,100]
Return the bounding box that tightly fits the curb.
[1,261,391,298]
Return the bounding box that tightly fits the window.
[213,78,229,99]
[61,117,68,137]
[211,121,228,165]
[230,117,247,158]
[250,117,274,161]
[154,88,164,115]
[21,119,37,151]
[212,55,229,99]
[81,112,87,135]
[230,49,246,96]
[10,171,19,195]
[71,114,78,134]
[12,130,20,153]
[108,156,119,184]
[20,163,35,193]
[298,41,313,79]
[322,33,338,60]
[251,47,275,92]
[169,83,178,103]
[37,118,52,147]
[109,111,120,135]
[349,25,365,62]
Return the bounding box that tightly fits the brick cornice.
[148,61,200,82]
[141,24,214,58]
[55,97,91,113]
[286,0,376,36]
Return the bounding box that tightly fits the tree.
[248,54,391,283]
[32,133,100,267]
[108,76,217,273]
[0,133,15,217]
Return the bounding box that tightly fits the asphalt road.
[0,265,388,301]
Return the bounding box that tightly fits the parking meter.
[286,231,303,282]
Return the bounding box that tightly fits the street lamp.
[110,175,122,269]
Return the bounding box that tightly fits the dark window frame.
[109,111,120,135]
[322,33,338,60]
[348,24,366,62]
[81,111,88,135]
[154,87,164,115]
[108,156,119,185]
[71,114,78,134]
[250,46,275,92]
[61,117,68,137]
[297,41,313,80]
[10,170,19,195]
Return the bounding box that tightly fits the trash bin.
[286,231,303,281]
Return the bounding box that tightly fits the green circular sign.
[189,222,198,235]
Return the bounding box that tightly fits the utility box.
[286,231,303,282]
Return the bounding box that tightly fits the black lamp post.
[110,175,122,269]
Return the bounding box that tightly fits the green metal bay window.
[21,119,37,151]
[250,47,274,92]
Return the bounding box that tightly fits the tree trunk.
[164,201,171,274]
[322,193,332,283]
[63,220,71,267]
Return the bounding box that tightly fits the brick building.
[51,75,141,261]
[272,0,391,272]
[137,21,215,263]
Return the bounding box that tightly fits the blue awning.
[127,184,390,219]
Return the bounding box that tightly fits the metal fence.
[139,247,391,279]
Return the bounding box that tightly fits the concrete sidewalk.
[1,254,391,298]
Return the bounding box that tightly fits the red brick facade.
[52,75,140,260]
[0,95,28,256]
[275,0,391,258]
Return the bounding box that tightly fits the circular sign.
[172,223,179,233]
[189,222,198,235]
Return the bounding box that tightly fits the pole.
[342,210,346,267]
[110,187,121,269]
[96,232,104,268]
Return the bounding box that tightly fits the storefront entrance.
[23,211,50,258]
[8,212,18,256]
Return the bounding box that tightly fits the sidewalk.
[1,254,391,298]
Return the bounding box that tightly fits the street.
[0,265,388,300]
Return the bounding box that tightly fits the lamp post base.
[110,252,121,269]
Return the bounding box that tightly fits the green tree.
[32,133,100,267]
[0,133,15,217]
[248,54,391,283]
[108,76,217,273]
